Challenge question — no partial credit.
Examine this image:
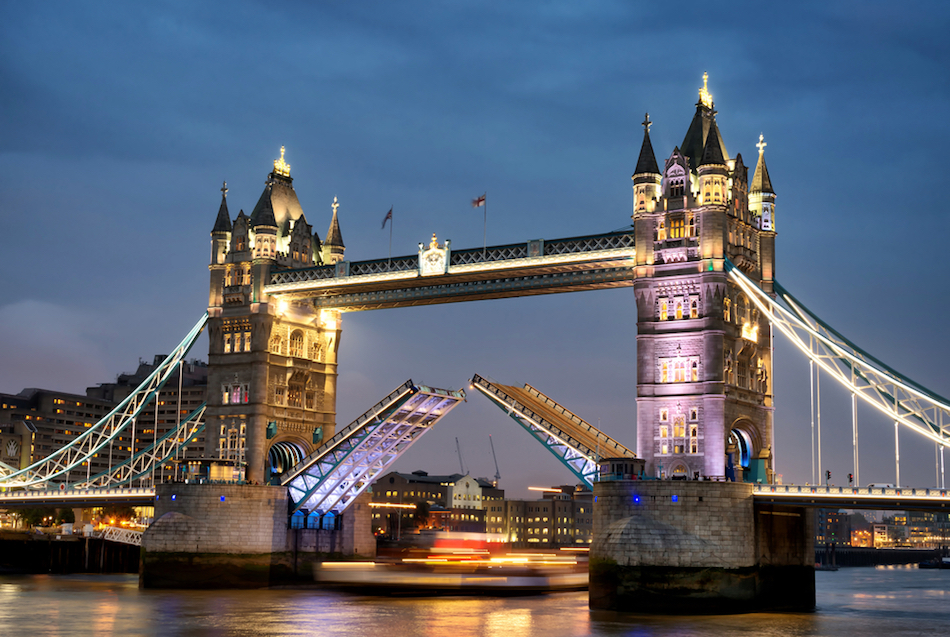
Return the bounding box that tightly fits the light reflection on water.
[0,569,948,637]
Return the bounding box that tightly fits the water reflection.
[0,570,947,636]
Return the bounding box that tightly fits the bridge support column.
[141,484,374,588]
[590,480,814,613]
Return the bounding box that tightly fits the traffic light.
[825,470,831,483]
[849,473,854,485]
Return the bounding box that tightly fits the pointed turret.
[211,181,232,266]
[634,114,660,176]
[212,181,233,234]
[632,113,662,216]
[750,135,774,195]
[699,122,726,167]
[681,72,728,172]
[324,196,345,264]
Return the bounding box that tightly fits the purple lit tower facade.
[632,75,777,481]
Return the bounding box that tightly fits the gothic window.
[270,334,282,355]
[689,297,698,319]
[274,387,285,406]
[686,214,695,238]
[243,331,251,352]
[288,386,302,408]
[224,268,233,286]
[659,425,669,438]
[669,179,685,198]
[673,417,686,438]
[661,361,669,383]
[675,301,683,320]
[659,408,669,422]
[289,330,304,358]
[657,220,666,241]
[242,265,251,285]
[689,407,698,421]
[670,218,684,239]
[661,443,669,455]
[674,444,684,454]
[310,341,325,362]
[659,299,668,321]
[305,392,315,410]
[691,360,699,382]
[689,425,698,438]
[723,298,731,322]
[224,334,232,354]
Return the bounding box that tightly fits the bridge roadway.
[4,483,950,513]
[264,231,638,310]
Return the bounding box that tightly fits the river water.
[0,567,947,636]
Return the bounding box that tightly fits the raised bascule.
[4,75,950,610]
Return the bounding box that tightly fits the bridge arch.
[267,438,308,479]
[728,418,760,470]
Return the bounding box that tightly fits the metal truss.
[100,526,143,546]
[0,313,208,488]
[727,262,950,447]
[282,380,466,514]
[70,405,206,489]
[265,230,637,301]
[309,266,638,311]
[471,374,636,488]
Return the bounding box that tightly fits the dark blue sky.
[2,1,949,497]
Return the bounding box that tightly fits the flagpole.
[482,191,487,259]
[388,205,393,269]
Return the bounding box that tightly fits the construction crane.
[455,437,467,475]
[489,434,501,487]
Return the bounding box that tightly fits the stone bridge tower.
[206,149,345,483]
[632,75,777,481]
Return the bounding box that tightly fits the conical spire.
[252,181,278,228]
[325,196,345,248]
[634,113,660,175]
[212,181,232,233]
[750,135,774,194]
[699,122,726,167]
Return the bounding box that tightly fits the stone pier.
[590,480,814,613]
[141,483,374,588]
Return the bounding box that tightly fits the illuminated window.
[690,297,698,319]
[690,425,698,438]
[305,392,315,410]
[224,267,233,286]
[673,419,686,438]
[661,361,669,383]
[270,334,282,355]
[224,334,232,354]
[686,214,695,237]
[670,218,684,239]
[674,444,684,454]
[659,408,669,422]
[275,387,285,406]
[659,425,668,438]
[675,302,683,320]
[689,407,698,421]
[669,179,685,198]
[657,220,666,241]
[661,443,669,455]
[242,265,251,285]
[723,298,731,322]
[243,331,251,352]
[691,360,699,382]
[660,299,668,321]
[289,330,304,358]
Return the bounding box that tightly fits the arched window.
[691,360,699,382]
[659,299,668,321]
[289,330,304,358]
[690,298,698,319]
[269,334,282,355]
[657,220,666,241]
[224,267,233,286]
[675,301,683,320]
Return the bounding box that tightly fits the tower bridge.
[3,76,950,607]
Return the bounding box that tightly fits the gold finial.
[699,72,713,109]
[221,181,228,197]
[274,146,291,177]
[756,134,767,155]
[332,196,339,216]
[642,112,652,133]
[429,233,439,250]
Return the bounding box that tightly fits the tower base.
[590,480,814,613]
